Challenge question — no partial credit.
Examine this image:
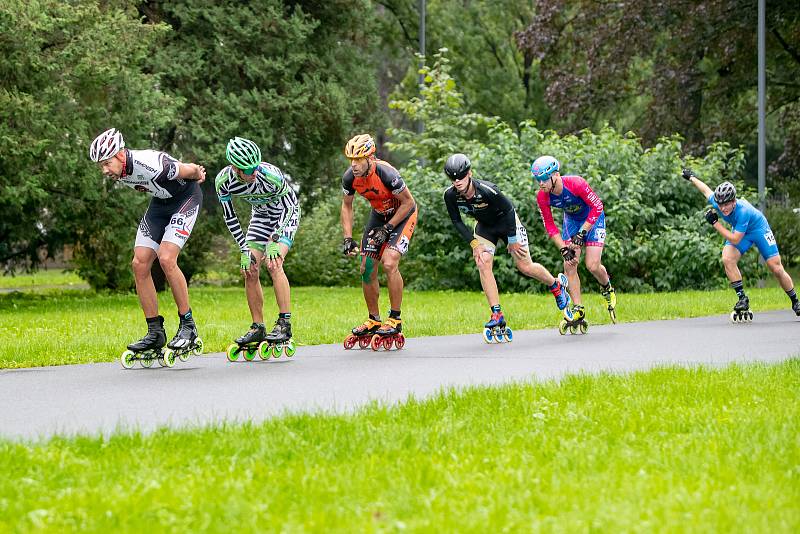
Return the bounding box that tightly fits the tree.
[139,0,385,206]
[0,0,181,287]
[515,0,800,188]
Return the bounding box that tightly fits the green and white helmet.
[226,137,261,173]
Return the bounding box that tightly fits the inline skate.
[559,304,589,335]
[601,285,617,323]
[261,317,296,359]
[730,295,753,323]
[343,318,382,349]
[226,322,267,362]
[121,316,191,369]
[166,312,204,362]
[370,317,405,351]
[482,311,513,343]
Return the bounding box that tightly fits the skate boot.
[343,318,382,350]
[483,311,513,344]
[370,317,405,351]
[559,304,588,335]
[227,323,267,362]
[167,311,203,363]
[550,273,574,321]
[730,295,753,323]
[121,316,173,369]
[260,317,296,360]
[792,299,800,317]
[601,284,617,323]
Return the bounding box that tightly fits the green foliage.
[0,0,180,287]
[142,0,383,206]
[382,52,765,292]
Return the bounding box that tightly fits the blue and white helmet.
[530,155,560,181]
[89,128,125,162]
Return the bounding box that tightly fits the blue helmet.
[531,155,560,181]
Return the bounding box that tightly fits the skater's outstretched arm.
[177,162,206,184]
[682,168,713,198]
[341,194,356,242]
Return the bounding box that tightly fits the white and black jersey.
[120,149,202,251]
[215,163,300,252]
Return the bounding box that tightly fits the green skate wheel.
[163,349,176,368]
[243,346,257,362]
[226,343,240,362]
[120,350,135,370]
[141,356,154,368]
[192,338,204,356]
[579,322,588,335]
[273,344,283,358]
[258,341,271,360]
[558,320,568,336]
[177,350,190,363]
[285,340,296,357]
[569,325,577,335]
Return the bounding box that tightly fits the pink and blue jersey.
[536,175,606,246]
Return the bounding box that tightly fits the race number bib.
[764,231,776,246]
[594,228,607,244]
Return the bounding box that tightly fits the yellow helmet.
[344,134,376,159]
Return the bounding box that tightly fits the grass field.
[1,282,797,368]
[1,360,797,531]
[0,269,85,289]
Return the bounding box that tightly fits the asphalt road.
[2,311,798,441]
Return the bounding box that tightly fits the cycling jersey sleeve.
[491,187,517,239]
[377,165,407,196]
[536,190,560,237]
[444,188,475,243]
[154,153,180,185]
[342,169,356,196]
[216,179,248,252]
[566,176,604,225]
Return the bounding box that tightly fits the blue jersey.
[707,196,769,235]
[707,195,778,260]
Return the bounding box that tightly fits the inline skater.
[532,155,617,328]
[216,137,301,358]
[89,128,205,360]
[682,168,800,321]
[443,153,573,342]
[341,134,417,350]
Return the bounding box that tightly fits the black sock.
[389,309,401,320]
[491,304,502,314]
[180,309,193,321]
[279,312,291,321]
[731,280,746,298]
[787,288,798,304]
[601,280,612,291]
[369,313,381,322]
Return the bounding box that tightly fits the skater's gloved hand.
[266,241,282,261]
[570,229,588,248]
[342,237,359,256]
[682,168,695,181]
[704,208,719,225]
[560,246,576,263]
[240,251,256,271]
[367,224,392,246]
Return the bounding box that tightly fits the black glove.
[560,246,576,262]
[368,224,393,246]
[571,229,588,247]
[704,209,719,225]
[682,168,695,181]
[342,237,359,256]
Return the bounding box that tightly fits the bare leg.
[565,247,582,306]
[766,254,794,291]
[131,246,159,318]
[583,246,610,286]
[361,256,381,317]
[158,242,191,315]
[721,245,743,283]
[265,244,292,314]
[244,250,265,324]
[382,249,404,312]
[476,252,500,307]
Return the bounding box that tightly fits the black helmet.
[714,181,737,204]
[444,153,471,180]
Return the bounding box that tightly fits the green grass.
[0,269,85,289]
[1,360,798,531]
[1,285,796,368]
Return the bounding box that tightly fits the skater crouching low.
[682,168,800,321]
[442,154,573,343]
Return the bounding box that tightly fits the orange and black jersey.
[342,160,413,216]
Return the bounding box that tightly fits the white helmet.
[89,128,125,162]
